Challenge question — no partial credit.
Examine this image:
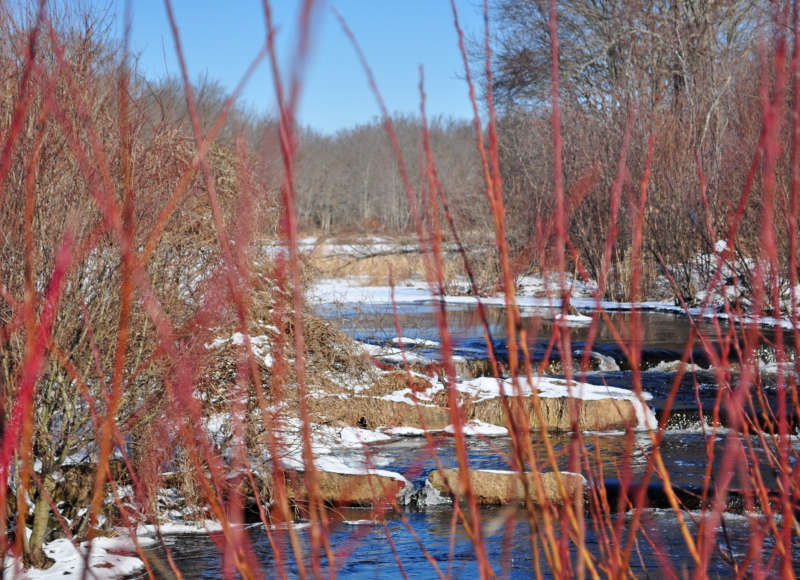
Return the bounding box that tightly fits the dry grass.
[307,394,451,430]
[308,250,462,287]
[362,370,432,396]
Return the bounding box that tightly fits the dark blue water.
[132,505,794,578]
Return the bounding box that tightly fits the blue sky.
[116,1,485,134]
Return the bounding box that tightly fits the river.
[128,301,800,578]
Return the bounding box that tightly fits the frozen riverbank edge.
[309,276,800,331]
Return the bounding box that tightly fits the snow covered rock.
[458,376,656,431]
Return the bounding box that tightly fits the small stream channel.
[130,301,800,577]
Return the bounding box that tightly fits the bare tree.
[486,0,768,300]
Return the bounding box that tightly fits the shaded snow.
[205,331,274,368]
[381,426,428,436]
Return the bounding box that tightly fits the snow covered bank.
[2,535,152,579]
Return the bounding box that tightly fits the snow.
[359,343,435,365]
[277,419,392,468]
[338,426,393,447]
[312,456,408,484]
[759,361,797,376]
[203,413,233,449]
[137,520,224,535]
[390,336,440,347]
[276,236,422,260]
[205,331,274,368]
[301,233,800,332]
[275,419,411,491]
[381,426,428,436]
[379,384,443,406]
[308,278,433,305]
[574,350,620,372]
[3,536,148,579]
[311,456,415,505]
[358,340,469,371]
[557,313,593,326]
[479,468,588,484]
[444,420,509,437]
[646,360,708,373]
[454,375,651,402]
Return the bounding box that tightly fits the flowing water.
[129,303,800,578]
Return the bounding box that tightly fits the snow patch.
[444,420,508,437]
[647,360,708,373]
[205,331,274,368]
[556,313,593,327]
[273,418,411,503]
[3,536,146,579]
[479,469,588,484]
[381,426,428,436]
[391,336,439,347]
[575,350,621,372]
[137,520,224,536]
[357,341,435,365]
[310,272,800,330]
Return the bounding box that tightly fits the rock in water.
[427,468,584,506]
[286,470,410,506]
[469,396,638,431]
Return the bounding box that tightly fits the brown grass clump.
[308,250,463,287]
[307,395,451,430]
[428,469,584,506]
[431,386,476,411]
[358,370,433,397]
[301,311,374,378]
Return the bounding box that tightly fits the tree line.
[293,116,485,234]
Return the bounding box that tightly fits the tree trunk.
[24,484,54,570]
